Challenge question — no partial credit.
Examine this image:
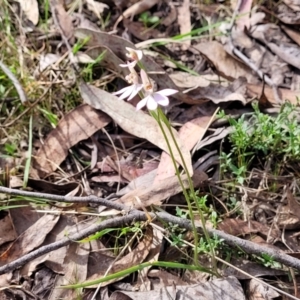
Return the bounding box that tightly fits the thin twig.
[1,187,300,275]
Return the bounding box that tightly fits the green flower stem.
[150,109,199,266]
[152,108,217,272]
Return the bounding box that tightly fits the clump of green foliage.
[220,102,300,184]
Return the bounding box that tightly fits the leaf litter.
[2,0,300,299]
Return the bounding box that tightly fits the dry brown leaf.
[170,72,228,88]
[0,213,17,246]
[234,0,253,30]
[49,242,90,300]
[20,216,96,276]
[117,171,207,208]
[248,279,279,300]
[113,0,160,30]
[85,226,153,288]
[283,0,300,11]
[79,83,193,174]
[281,25,300,47]
[148,269,187,288]
[117,169,157,196]
[194,41,258,84]
[194,127,234,151]
[188,77,248,105]
[16,0,39,25]
[278,189,300,229]
[0,214,60,265]
[124,19,162,41]
[33,104,111,177]
[247,83,300,105]
[50,0,74,40]
[154,115,215,184]
[135,227,164,292]
[218,218,280,240]
[86,0,108,19]
[113,276,245,300]
[223,259,286,279]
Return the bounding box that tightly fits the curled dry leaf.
[16,0,39,25]
[33,104,112,177]
[79,83,193,174]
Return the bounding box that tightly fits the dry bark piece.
[33,104,112,177]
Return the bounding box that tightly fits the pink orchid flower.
[136,69,178,110]
[119,47,143,68]
[113,66,143,100]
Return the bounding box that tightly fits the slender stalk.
[150,109,202,266]
[155,108,217,272]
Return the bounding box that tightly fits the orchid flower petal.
[118,86,135,100]
[119,61,137,68]
[125,47,143,61]
[128,84,143,100]
[113,86,131,96]
[146,96,158,110]
[156,89,178,96]
[136,97,148,110]
[153,93,169,106]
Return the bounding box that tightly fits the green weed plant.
[220,102,300,184]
